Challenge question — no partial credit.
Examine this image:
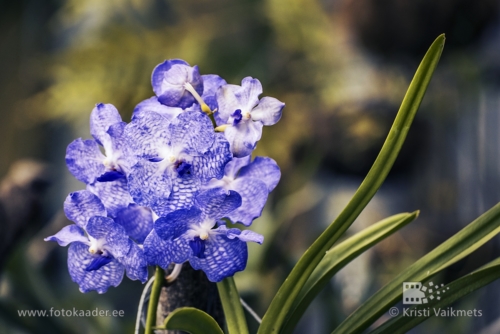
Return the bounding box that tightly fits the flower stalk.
[145,266,165,334]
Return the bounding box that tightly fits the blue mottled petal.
[66,138,105,184]
[107,121,126,139]
[68,242,124,294]
[106,122,127,154]
[195,188,242,221]
[237,230,264,244]
[224,121,263,158]
[44,224,89,247]
[101,122,133,177]
[215,84,241,123]
[119,243,148,283]
[224,156,251,179]
[90,103,122,149]
[127,160,172,210]
[86,216,131,259]
[152,59,203,109]
[216,77,262,123]
[151,209,201,264]
[154,208,201,241]
[189,234,248,282]
[237,77,263,110]
[250,97,284,126]
[192,133,231,181]
[226,178,268,226]
[87,178,134,217]
[133,96,183,123]
[114,204,153,244]
[64,190,106,229]
[217,225,264,244]
[125,110,171,160]
[168,111,214,155]
[201,74,227,112]
[151,174,199,217]
[170,234,194,263]
[239,157,281,192]
[143,230,172,268]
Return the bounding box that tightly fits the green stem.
[208,112,218,128]
[145,267,165,334]
[217,277,249,334]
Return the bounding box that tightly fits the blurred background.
[1,0,500,333]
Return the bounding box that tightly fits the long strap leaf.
[282,211,419,333]
[217,277,249,334]
[369,258,500,334]
[160,307,224,334]
[332,201,500,334]
[258,34,445,334]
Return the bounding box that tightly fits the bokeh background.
[1,0,500,333]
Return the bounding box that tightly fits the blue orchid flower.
[143,188,263,282]
[151,59,228,115]
[124,109,231,216]
[45,191,148,293]
[66,103,131,184]
[57,59,285,291]
[200,74,227,112]
[206,156,281,226]
[215,77,285,157]
[86,177,154,244]
[152,59,204,109]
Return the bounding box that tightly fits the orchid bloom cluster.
[45,59,284,293]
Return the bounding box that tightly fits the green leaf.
[160,307,224,334]
[369,257,500,334]
[332,201,500,334]
[282,211,419,333]
[258,34,445,334]
[217,277,249,334]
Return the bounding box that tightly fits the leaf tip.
[436,34,446,48]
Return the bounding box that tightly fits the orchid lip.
[189,236,206,258]
[85,255,113,271]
